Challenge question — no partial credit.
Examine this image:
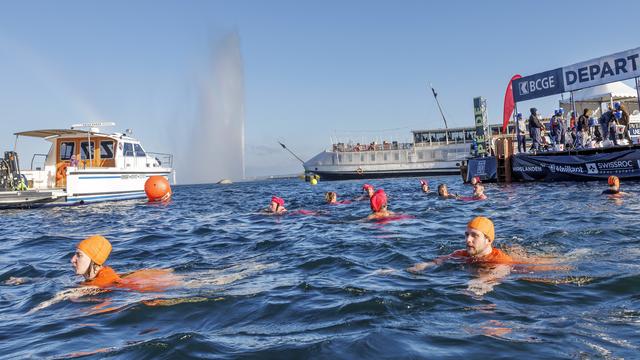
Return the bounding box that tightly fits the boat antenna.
[429,83,448,129]
[278,141,305,164]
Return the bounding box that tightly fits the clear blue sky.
[0,0,638,182]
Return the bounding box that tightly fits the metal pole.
[429,83,448,129]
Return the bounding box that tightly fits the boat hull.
[313,167,459,181]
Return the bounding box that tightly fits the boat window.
[418,151,424,160]
[134,144,146,157]
[338,154,343,163]
[123,143,134,157]
[59,142,75,160]
[383,153,388,161]
[394,153,399,161]
[347,154,353,162]
[80,141,95,160]
[360,154,365,162]
[100,140,115,159]
[370,153,375,162]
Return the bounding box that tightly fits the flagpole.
[429,83,448,129]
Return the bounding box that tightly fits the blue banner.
[512,149,640,181]
[466,156,497,182]
[512,68,565,102]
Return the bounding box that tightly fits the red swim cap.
[271,196,285,206]
[370,189,387,212]
[473,176,482,184]
[608,176,620,187]
[363,184,374,191]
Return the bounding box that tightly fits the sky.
[0,0,639,183]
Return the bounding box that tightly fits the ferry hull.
[313,167,459,181]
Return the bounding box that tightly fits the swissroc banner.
[512,150,640,181]
[512,47,640,102]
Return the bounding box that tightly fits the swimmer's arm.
[406,261,434,273]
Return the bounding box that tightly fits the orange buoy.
[144,176,172,202]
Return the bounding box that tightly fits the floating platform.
[465,144,640,183]
[0,190,67,209]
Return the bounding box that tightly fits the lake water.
[1,176,639,359]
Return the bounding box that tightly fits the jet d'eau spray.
[181,32,245,184]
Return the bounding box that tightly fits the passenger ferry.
[0,122,174,208]
[303,124,513,180]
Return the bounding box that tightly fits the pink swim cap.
[271,196,285,206]
[370,189,387,212]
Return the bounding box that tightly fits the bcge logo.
[586,163,598,174]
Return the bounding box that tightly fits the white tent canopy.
[560,81,638,103]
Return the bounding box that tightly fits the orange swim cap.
[77,235,112,265]
[370,189,387,212]
[608,176,620,187]
[467,216,494,241]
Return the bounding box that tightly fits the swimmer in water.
[325,191,337,204]
[420,179,430,193]
[355,184,375,201]
[367,189,395,220]
[437,184,459,199]
[71,235,180,290]
[602,176,627,196]
[266,196,287,214]
[472,184,487,200]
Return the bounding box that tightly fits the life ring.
[56,162,68,181]
[356,167,364,175]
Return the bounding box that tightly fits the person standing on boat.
[599,105,614,144]
[528,108,543,151]
[516,113,527,153]
[556,108,567,148]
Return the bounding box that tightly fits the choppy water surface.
[1,177,639,359]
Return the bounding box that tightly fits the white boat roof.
[14,129,92,138]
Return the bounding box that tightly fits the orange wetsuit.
[82,266,180,292]
[450,248,515,264]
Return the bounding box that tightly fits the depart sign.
[512,47,640,102]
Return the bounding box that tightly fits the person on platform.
[420,179,430,193]
[368,189,395,220]
[602,176,628,196]
[599,105,614,144]
[266,196,287,214]
[577,108,591,149]
[516,113,527,153]
[614,102,631,143]
[528,108,544,152]
[437,184,459,199]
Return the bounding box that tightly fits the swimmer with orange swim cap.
[71,235,180,290]
[602,176,627,196]
[420,180,430,193]
[266,196,287,214]
[408,216,513,273]
[367,189,395,220]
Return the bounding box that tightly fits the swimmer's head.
[420,179,429,192]
[608,176,620,189]
[363,184,375,197]
[370,189,387,212]
[470,176,481,186]
[437,184,449,196]
[473,184,485,196]
[324,191,337,203]
[72,235,111,276]
[466,217,495,256]
[270,196,285,212]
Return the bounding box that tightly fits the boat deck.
[0,189,67,209]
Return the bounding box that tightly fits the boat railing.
[147,152,173,169]
[332,142,413,152]
[30,154,48,171]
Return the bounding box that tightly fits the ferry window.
[370,153,375,161]
[100,141,114,159]
[59,142,75,160]
[123,143,134,156]
[414,134,421,143]
[394,153,399,161]
[383,153,388,161]
[418,151,424,160]
[361,154,365,162]
[134,144,146,157]
[347,154,353,162]
[80,141,95,160]
[338,154,343,163]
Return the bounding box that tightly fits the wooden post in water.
[495,135,513,183]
